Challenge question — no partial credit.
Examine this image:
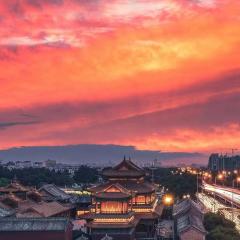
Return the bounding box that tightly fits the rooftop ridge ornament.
[102,157,145,179]
[101,234,113,240]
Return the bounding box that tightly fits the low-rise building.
[0,181,73,218]
[45,159,57,168]
[17,200,73,218]
[39,184,71,203]
[33,161,44,168]
[0,180,29,200]
[156,220,174,240]
[0,217,73,240]
[173,199,206,240]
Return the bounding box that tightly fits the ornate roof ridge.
[113,157,144,173]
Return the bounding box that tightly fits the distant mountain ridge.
[0,144,206,166]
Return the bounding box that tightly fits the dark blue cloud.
[27,0,64,8]
[0,121,40,130]
[0,144,205,165]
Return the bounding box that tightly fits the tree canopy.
[0,165,98,187]
[204,213,240,240]
[73,165,98,184]
[150,168,197,198]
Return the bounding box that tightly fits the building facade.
[208,154,240,171]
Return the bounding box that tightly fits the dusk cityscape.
[0,0,240,240]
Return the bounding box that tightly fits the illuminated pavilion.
[81,157,163,240]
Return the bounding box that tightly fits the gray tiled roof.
[39,184,71,201]
[0,217,71,231]
[102,159,145,178]
[177,214,206,234]
[174,199,206,235]
[0,206,15,218]
[173,199,202,216]
[89,181,155,194]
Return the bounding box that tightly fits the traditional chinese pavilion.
[82,157,163,240]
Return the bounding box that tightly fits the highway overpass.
[202,182,240,208]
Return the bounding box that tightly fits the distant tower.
[12,174,18,183]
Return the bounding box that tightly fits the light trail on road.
[202,183,240,207]
[198,193,240,232]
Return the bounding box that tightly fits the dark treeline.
[0,165,99,188]
[148,168,197,199]
[0,166,198,197]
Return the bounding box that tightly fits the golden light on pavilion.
[84,157,160,238]
[163,194,174,206]
[237,177,240,182]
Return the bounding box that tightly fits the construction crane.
[220,148,239,156]
[231,148,239,156]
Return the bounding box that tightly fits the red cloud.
[0,0,240,154]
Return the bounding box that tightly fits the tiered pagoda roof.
[90,181,155,195]
[83,157,162,239]
[95,192,131,200]
[92,183,133,201]
[102,157,145,179]
[0,182,29,194]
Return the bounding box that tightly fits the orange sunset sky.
[0,0,240,155]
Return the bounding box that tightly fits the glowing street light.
[217,174,223,180]
[163,194,174,206]
[212,173,224,213]
[233,177,240,189]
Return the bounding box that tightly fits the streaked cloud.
[0,0,240,158]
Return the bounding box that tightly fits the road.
[198,192,240,232]
[202,182,240,207]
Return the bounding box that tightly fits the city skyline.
[0,0,240,159]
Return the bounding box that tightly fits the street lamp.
[218,173,224,180]
[213,174,224,213]
[163,194,174,206]
[216,174,224,185]
[237,177,240,188]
